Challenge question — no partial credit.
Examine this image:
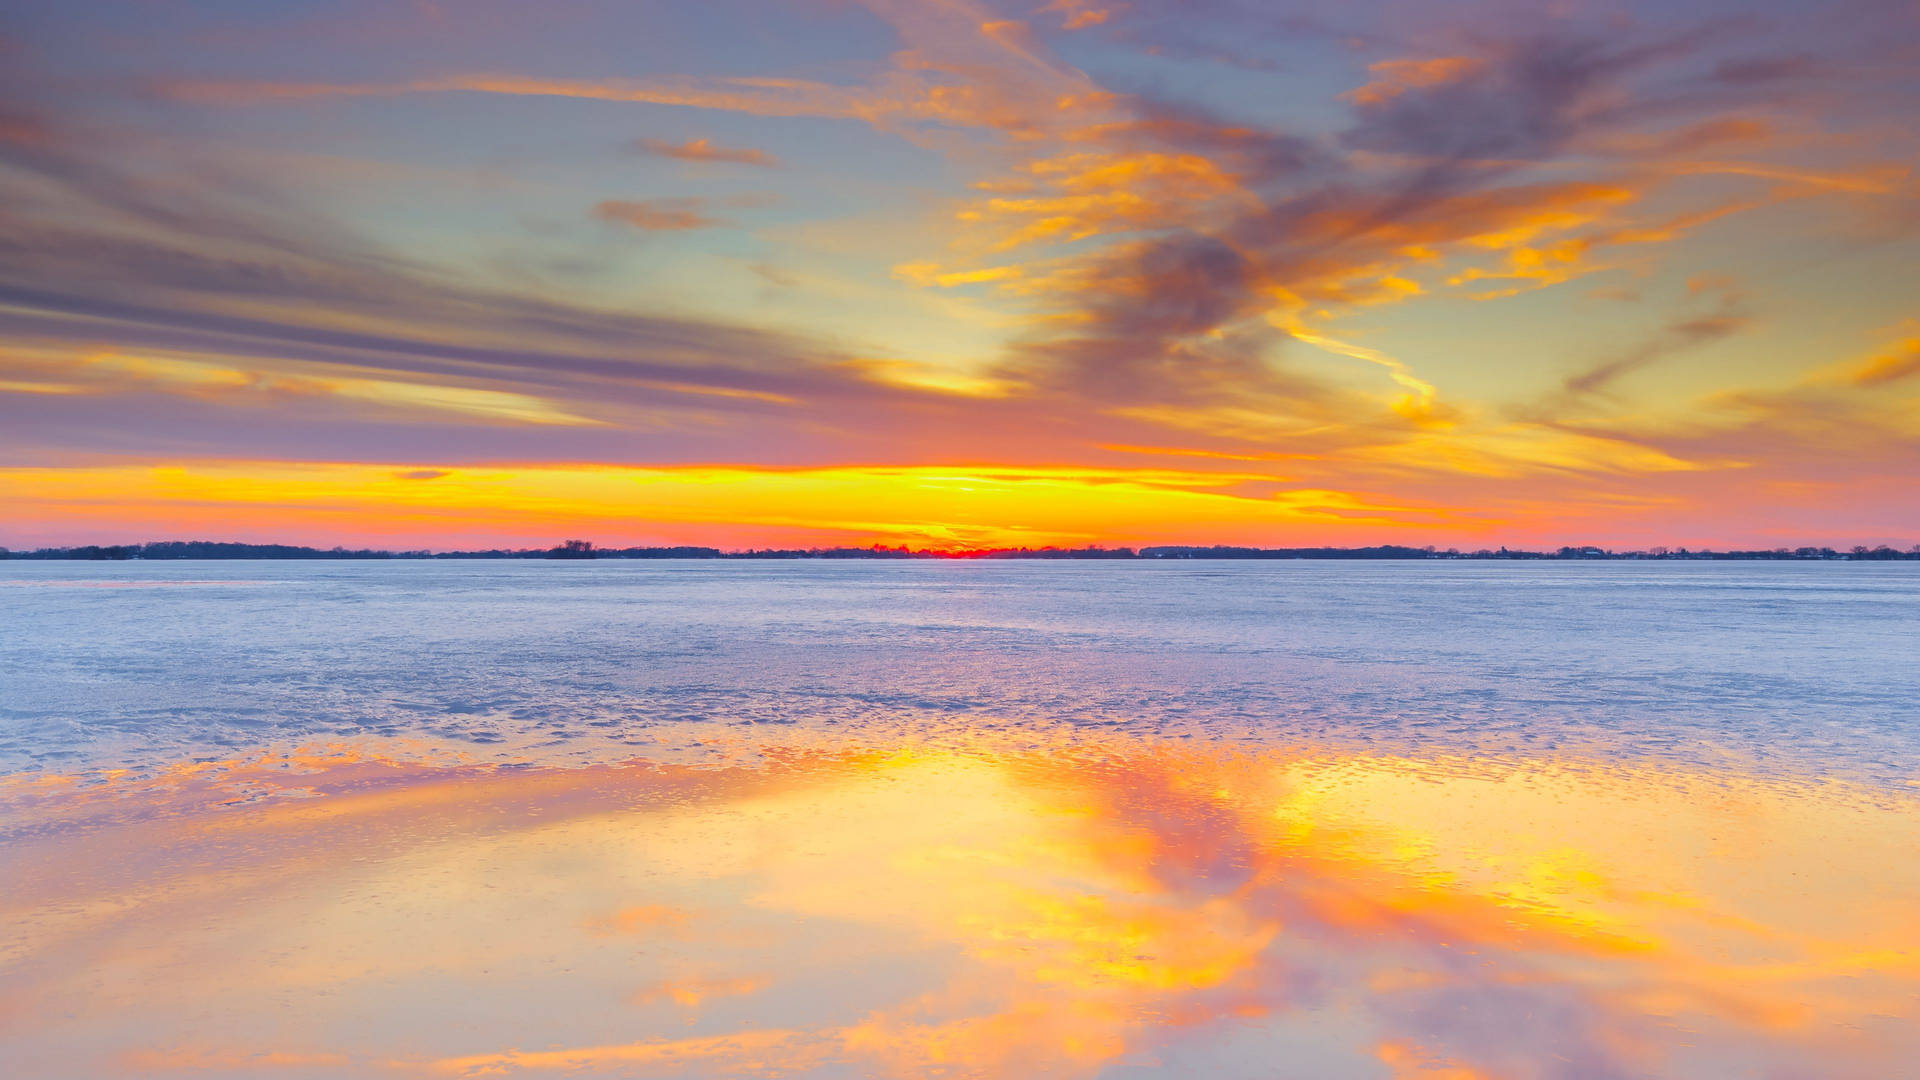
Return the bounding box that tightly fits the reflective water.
[2,562,1917,1078]
[4,561,1917,778]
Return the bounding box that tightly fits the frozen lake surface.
[3,561,1918,1079]
[2,560,1916,782]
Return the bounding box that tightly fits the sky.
[0,0,1916,551]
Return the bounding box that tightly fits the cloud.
[863,23,1728,435]
[128,11,1874,470]
[1339,37,1653,163]
[593,197,723,231]
[0,113,879,445]
[158,72,878,121]
[120,1047,350,1072]
[1589,116,1775,158]
[1343,56,1488,108]
[1710,54,1819,86]
[1848,338,1920,386]
[152,51,1103,146]
[63,351,608,426]
[1560,283,1753,398]
[984,172,1661,427]
[636,136,778,167]
[5,0,1918,546]
[1042,1,1111,32]
[408,1029,820,1076]
[1512,327,1920,540]
[632,975,769,1008]
[894,261,1023,287]
[911,9,1900,474]
[0,105,52,146]
[144,0,1135,153]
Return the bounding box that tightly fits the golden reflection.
[2,740,1916,1077]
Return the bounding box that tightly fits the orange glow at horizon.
[0,460,1478,551]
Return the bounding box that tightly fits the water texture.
[2,562,1917,1079]
[3,560,1916,780]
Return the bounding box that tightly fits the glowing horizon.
[2,1,1916,549]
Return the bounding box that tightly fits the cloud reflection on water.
[2,740,1915,1078]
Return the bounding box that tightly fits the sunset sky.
[1,0,1916,550]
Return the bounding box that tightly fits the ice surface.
[5,560,1919,1079]
[2,560,1914,784]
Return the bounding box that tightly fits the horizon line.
[7,539,1919,562]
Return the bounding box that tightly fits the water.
[3,560,1916,780]
[2,562,1917,1079]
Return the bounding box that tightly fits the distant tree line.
[0,541,403,560]
[3,540,1918,561]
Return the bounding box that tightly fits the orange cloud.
[4,348,604,426]
[1847,337,1920,386]
[154,55,1106,144]
[633,975,769,1008]
[160,73,881,121]
[893,261,1025,288]
[594,197,722,231]
[1048,1,1112,32]
[406,1028,821,1076]
[637,136,778,166]
[120,1047,351,1072]
[12,3,1914,556]
[1667,160,1908,194]
[962,149,1244,250]
[1343,56,1487,107]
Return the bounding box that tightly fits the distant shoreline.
[5,541,1917,562]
